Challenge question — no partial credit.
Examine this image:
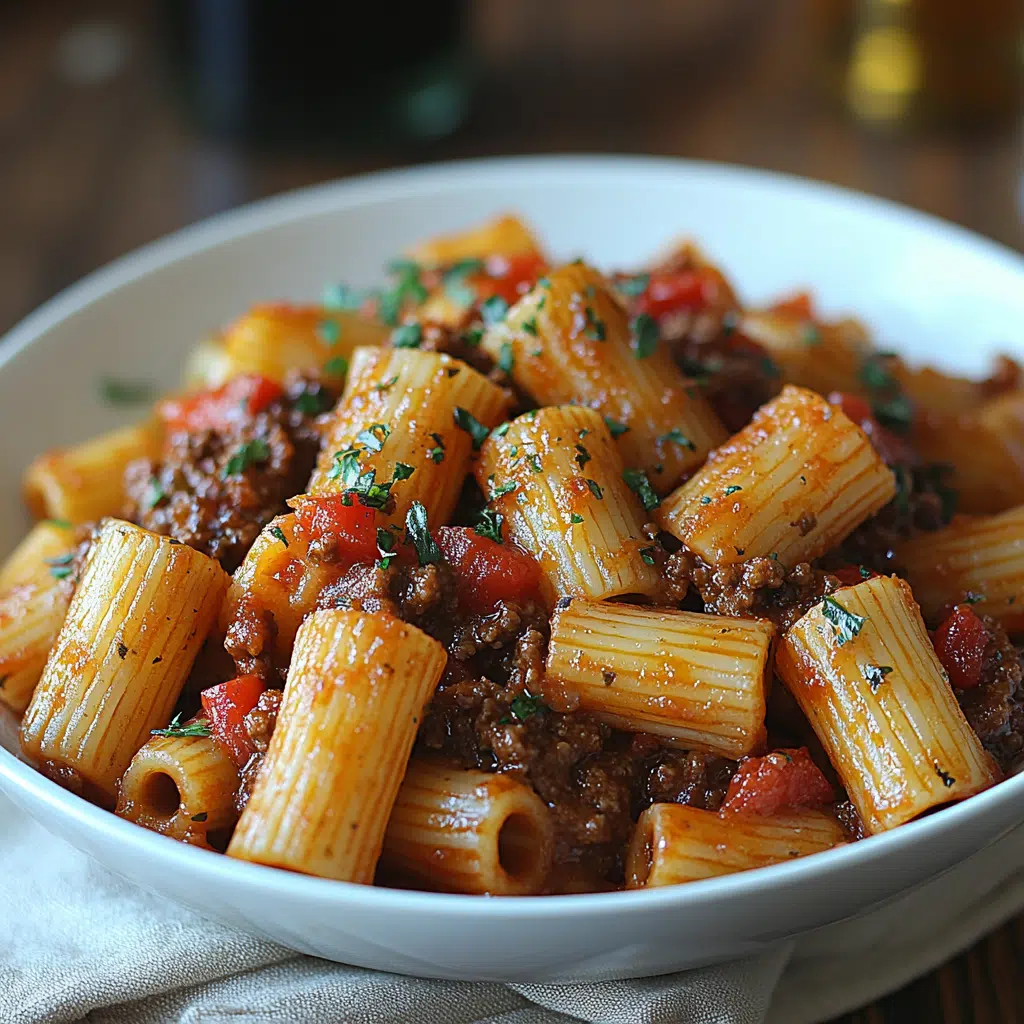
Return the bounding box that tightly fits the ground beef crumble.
[235,688,282,814]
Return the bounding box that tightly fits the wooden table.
[1,2,1021,1020]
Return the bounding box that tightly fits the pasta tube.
[381,758,554,895]
[20,520,229,804]
[116,734,240,846]
[474,406,661,606]
[0,520,77,592]
[22,420,163,524]
[546,599,774,758]
[626,803,845,888]
[775,575,1000,834]
[227,609,446,882]
[407,213,543,266]
[219,303,388,385]
[656,385,895,567]
[480,262,727,491]
[897,505,1024,631]
[309,347,509,528]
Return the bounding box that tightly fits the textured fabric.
[2,790,1023,1024]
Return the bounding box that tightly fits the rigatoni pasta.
[474,406,661,605]
[776,575,1000,833]
[481,262,727,491]
[381,758,554,895]
[656,386,896,567]
[546,599,774,758]
[228,609,446,882]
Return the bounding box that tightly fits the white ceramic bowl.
[1,157,1022,983]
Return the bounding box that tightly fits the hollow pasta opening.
[497,811,545,880]
[140,770,181,818]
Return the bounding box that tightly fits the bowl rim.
[1,153,1022,920]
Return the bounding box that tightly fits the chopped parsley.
[391,323,423,349]
[522,316,539,336]
[46,552,75,580]
[392,462,415,481]
[604,417,630,439]
[463,325,484,347]
[508,692,547,721]
[326,448,413,509]
[152,713,212,738]
[498,342,515,374]
[223,438,271,478]
[480,295,509,326]
[699,496,712,505]
[491,421,511,439]
[623,469,660,511]
[404,501,441,566]
[453,407,490,450]
[617,272,649,297]
[99,377,154,406]
[658,428,696,451]
[269,526,288,547]
[631,313,659,359]
[378,259,427,325]
[586,479,603,500]
[821,596,866,646]
[322,281,369,311]
[317,319,340,345]
[528,453,543,473]
[964,591,985,605]
[574,443,591,469]
[723,485,743,496]
[583,305,606,341]
[570,513,584,524]
[490,478,517,499]
[427,432,446,463]
[859,352,913,433]
[373,374,398,392]
[292,387,332,416]
[443,258,484,306]
[44,519,72,529]
[322,356,349,377]
[864,664,893,692]
[376,527,397,570]
[640,547,657,565]
[355,423,391,453]
[474,509,504,544]
[143,476,167,511]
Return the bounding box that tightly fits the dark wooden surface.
[1,1,1022,1020]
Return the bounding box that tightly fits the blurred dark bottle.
[814,0,1023,129]
[160,0,471,147]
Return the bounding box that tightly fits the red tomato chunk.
[476,252,547,307]
[436,526,542,610]
[722,747,834,816]
[160,374,283,433]
[292,494,378,567]
[635,269,719,320]
[201,675,267,767]
[933,605,989,691]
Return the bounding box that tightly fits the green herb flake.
[152,713,212,738]
[586,479,604,500]
[570,513,584,524]
[631,313,659,359]
[99,377,155,406]
[392,462,415,481]
[391,323,423,349]
[463,325,484,347]
[373,374,398,392]
[376,526,397,570]
[617,273,650,297]
[427,432,446,464]
[317,319,341,345]
[453,407,490,450]
[658,428,696,451]
[405,501,441,566]
[269,525,289,547]
[498,342,515,374]
[491,421,511,439]
[474,509,504,544]
[584,305,606,341]
[293,388,331,416]
[623,469,660,511]
[604,417,630,439]
[522,317,539,336]
[821,596,866,646]
[640,547,657,565]
[322,282,367,311]
[723,485,743,496]
[574,443,591,470]
[864,664,893,692]
[508,691,547,722]
[46,552,75,580]
[490,478,517,499]
[528,453,543,473]
[700,496,712,505]
[355,423,391,453]
[443,258,484,306]
[223,438,271,478]
[44,519,72,529]
[143,476,167,512]
[480,295,509,326]
[964,591,985,605]
[323,356,349,377]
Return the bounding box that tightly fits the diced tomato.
[634,269,720,320]
[292,494,379,567]
[769,291,815,320]
[831,565,879,587]
[933,605,989,690]
[201,675,267,767]
[475,252,547,307]
[436,526,542,610]
[160,374,283,433]
[721,747,834,816]
[828,391,916,466]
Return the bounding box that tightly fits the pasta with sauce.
[5,213,1023,894]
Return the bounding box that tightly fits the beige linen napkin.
[1,790,1023,1024]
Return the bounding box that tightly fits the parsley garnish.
[821,596,866,645]
[623,469,660,511]
[640,547,657,565]
[964,591,985,605]
[223,438,271,478]
[474,509,504,544]
[152,713,212,738]
[405,501,441,566]
[723,485,742,496]
[99,377,154,406]
[491,422,511,439]
[522,316,539,336]
[658,428,695,451]
[323,356,349,377]
[583,305,606,341]
[443,258,484,306]
[453,407,489,450]
[269,526,288,547]
[391,323,423,349]
[322,282,368,311]
[44,519,72,529]
[498,342,515,374]
[617,273,649,297]
[574,443,591,469]
[859,353,913,433]
[586,479,603,499]
[293,387,331,416]
[864,664,892,692]
[376,527,397,569]
[428,432,446,463]
[326,447,413,509]
[480,295,509,326]
[631,313,659,359]
[143,476,166,511]
[508,692,547,721]
[317,319,340,345]
[490,478,517,499]
[700,496,712,505]
[604,417,630,439]
[528,453,543,473]
[355,423,391,453]
[570,513,584,524]
[46,552,74,580]
[378,259,427,325]
[374,375,398,392]
[392,462,415,481]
